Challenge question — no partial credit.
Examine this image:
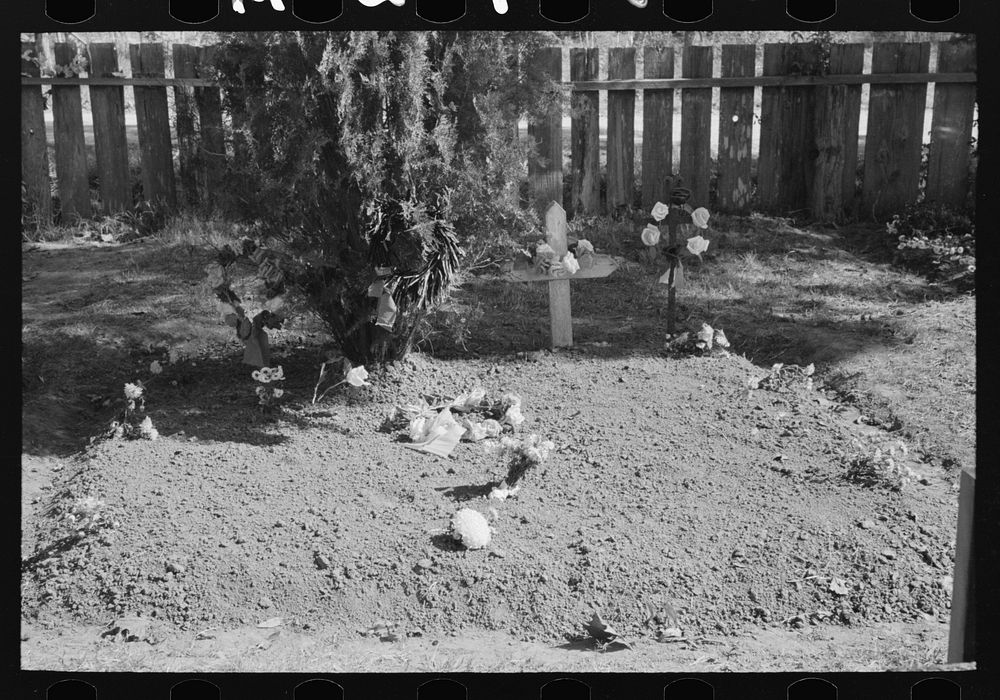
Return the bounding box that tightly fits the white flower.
[575,239,595,256]
[501,393,521,409]
[252,370,263,382]
[272,388,284,399]
[504,403,525,429]
[138,416,158,440]
[481,419,502,438]
[562,252,580,275]
[345,366,370,387]
[641,224,661,247]
[651,201,670,222]
[450,508,492,549]
[149,361,163,375]
[271,366,284,381]
[124,383,144,400]
[168,349,181,364]
[535,242,556,259]
[691,207,711,229]
[408,415,428,442]
[256,386,267,397]
[686,235,710,257]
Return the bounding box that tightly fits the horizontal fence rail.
[19,40,977,228]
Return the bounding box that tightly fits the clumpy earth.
[20,237,972,671]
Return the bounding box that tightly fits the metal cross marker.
[506,201,619,348]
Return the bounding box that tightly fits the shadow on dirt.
[434,271,919,369]
[436,483,495,502]
[429,533,465,553]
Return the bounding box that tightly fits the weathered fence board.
[810,44,865,221]
[606,47,636,212]
[20,40,977,229]
[640,46,674,211]
[527,47,563,217]
[862,42,930,220]
[569,48,600,217]
[130,43,177,208]
[926,41,976,209]
[758,43,820,214]
[716,44,755,212]
[21,42,52,229]
[195,45,227,200]
[172,44,201,207]
[88,43,132,213]
[680,46,713,207]
[51,42,90,220]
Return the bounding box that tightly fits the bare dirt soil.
[20,228,975,672]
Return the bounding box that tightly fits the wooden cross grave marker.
[506,201,619,348]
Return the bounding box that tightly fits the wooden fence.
[21,40,977,227]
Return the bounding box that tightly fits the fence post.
[195,45,227,201]
[21,41,52,230]
[172,44,200,207]
[570,48,600,218]
[862,42,930,220]
[680,45,713,208]
[640,46,674,211]
[51,42,91,221]
[926,41,977,209]
[606,47,636,213]
[130,42,177,209]
[88,43,132,213]
[716,44,755,213]
[528,47,563,218]
[947,467,975,663]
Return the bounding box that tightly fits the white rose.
[686,235,710,257]
[651,201,670,222]
[691,207,711,229]
[641,224,661,247]
[346,366,370,387]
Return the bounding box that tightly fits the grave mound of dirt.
[21,348,959,645]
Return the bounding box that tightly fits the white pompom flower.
[450,508,492,550]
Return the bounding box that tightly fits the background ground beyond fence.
[21,38,977,228]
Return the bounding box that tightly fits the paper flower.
[408,415,428,442]
[641,224,661,247]
[535,242,556,259]
[691,207,711,229]
[651,201,670,222]
[124,383,144,400]
[575,239,595,256]
[346,366,370,387]
[450,508,492,549]
[504,403,525,429]
[481,419,503,438]
[138,416,158,440]
[149,361,163,375]
[686,235,710,257]
[562,252,580,275]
